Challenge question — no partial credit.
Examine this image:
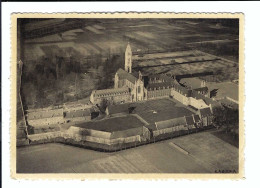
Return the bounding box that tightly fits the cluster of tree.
[21,50,125,109]
[212,106,239,133]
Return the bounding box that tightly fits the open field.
[19,19,238,109]
[132,50,237,78]
[22,19,238,62]
[17,130,238,173]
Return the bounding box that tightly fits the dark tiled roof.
[107,103,132,115]
[73,115,144,132]
[116,68,138,84]
[147,82,174,90]
[148,74,174,82]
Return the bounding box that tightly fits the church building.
[90,43,179,105]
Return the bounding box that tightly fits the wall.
[171,89,189,105]
[90,91,131,105]
[189,97,209,109]
[153,124,187,137]
[147,88,171,99]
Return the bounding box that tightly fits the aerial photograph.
[16,17,239,174]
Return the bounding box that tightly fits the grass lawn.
[17,131,238,173]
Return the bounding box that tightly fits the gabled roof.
[146,82,174,90]
[116,68,138,84]
[92,87,129,97]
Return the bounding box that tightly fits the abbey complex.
[90,43,215,111]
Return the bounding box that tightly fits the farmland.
[19,18,238,109]
[17,130,238,173]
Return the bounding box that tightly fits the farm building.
[197,107,213,126]
[67,115,150,145]
[26,108,65,127]
[90,87,131,105]
[64,107,97,122]
[179,77,209,96]
[91,43,221,114]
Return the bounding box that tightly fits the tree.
[99,98,109,113]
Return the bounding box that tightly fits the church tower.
[125,43,132,73]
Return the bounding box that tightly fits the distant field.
[22,19,238,62]
[133,50,236,77]
[20,19,239,109]
[17,130,238,173]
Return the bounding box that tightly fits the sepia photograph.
[12,13,243,178]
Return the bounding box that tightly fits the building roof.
[107,103,131,115]
[179,77,204,89]
[73,115,144,132]
[148,74,175,82]
[65,108,93,118]
[92,87,129,97]
[191,90,221,107]
[116,68,138,84]
[27,108,63,120]
[198,107,212,117]
[146,82,174,90]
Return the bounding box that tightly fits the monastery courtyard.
[17,130,238,173]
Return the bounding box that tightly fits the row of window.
[94,91,129,98]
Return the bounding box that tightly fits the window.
[138,86,141,93]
